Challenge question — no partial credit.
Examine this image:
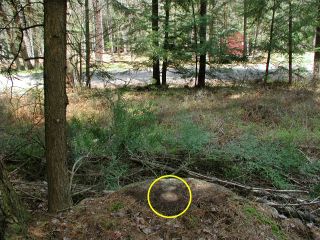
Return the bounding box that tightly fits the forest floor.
[0,53,314,93]
[1,72,320,239]
[27,179,319,240]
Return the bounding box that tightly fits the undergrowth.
[1,86,320,195]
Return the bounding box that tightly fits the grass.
[1,84,320,195]
[244,204,287,240]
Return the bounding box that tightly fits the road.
[0,63,313,95]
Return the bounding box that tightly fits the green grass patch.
[244,205,287,240]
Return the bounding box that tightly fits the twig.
[16,188,45,202]
[129,156,309,194]
[266,201,320,207]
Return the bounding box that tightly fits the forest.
[0,0,320,239]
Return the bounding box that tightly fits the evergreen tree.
[44,0,72,213]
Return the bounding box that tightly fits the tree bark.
[44,0,72,213]
[152,0,160,85]
[313,0,320,85]
[264,0,277,84]
[0,2,23,70]
[288,0,293,84]
[191,0,198,86]
[93,0,104,63]
[243,0,248,59]
[85,0,91,87]
[252,18,261,59]
[197,0,207,88]
[106,0,114,56]
[208,1,216,63]
[162,0,171,86]
[9,0,34,70]
[26,0,41,68]
[0,157,27,239]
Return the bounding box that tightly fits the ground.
[0,52,314,93]
[28,179,318,240]
[1,71,320,239]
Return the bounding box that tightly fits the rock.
[141,226,153,235]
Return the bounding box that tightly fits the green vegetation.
[244,204,287,240]
[2,86,320,195]
[110,201,125,212]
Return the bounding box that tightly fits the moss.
[99,219,118,230]
[110,201,125,212]
[244,205,287,240]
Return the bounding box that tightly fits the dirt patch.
[26,178,318,240]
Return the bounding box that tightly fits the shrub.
[221,135,320,189]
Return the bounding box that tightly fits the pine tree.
[313,0,320,84]
[44,0,72,213]
[152,0,160,85]
[198,0,207,87]
[162,0,171,86]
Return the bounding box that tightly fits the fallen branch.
[130,156,320,224]
[129,156,309,194]
[267,201,320,207]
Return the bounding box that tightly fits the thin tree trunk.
[162,0,171,86]
[264,0,277,84]
[152,0,160,85]
[252,18,261,59]
[33,33,41,68]
[191,0,198,86]
[197,0,207,88]
[122,28,128,54]
[44,0,72,213]
[106,0,114,56]
[79,41,83,86]
[21,0,35,65]
[25,0,41,68]
[288,0,293,84]
[313,0,320,85]
[10,0,34,70]
[0,3,23,70]
[85,0,91,87]
[208,1,216,63]
[93,0,104,63]
[243,0,248,59]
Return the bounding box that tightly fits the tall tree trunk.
[0,3,23,70]
[10,0,34,70]
[106,0,114,56]
[162,0,171,86]
[79,42,83,85]
[21,0,35,65]
[93,0,104,63]
[44,0,72,213]
[288,0,293,84]
[152,0,160,85]
[191,0,198,86]
[26,0,41,68]
[313,0,320,85]
[197,0,207,88]
[0,157,27,239]
[252,18,261,59]
[85,0,91,87]
[208,1,216,63]
[264,0,277,84]
[243,0,248,59]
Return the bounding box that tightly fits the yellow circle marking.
[147,175,192,219]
